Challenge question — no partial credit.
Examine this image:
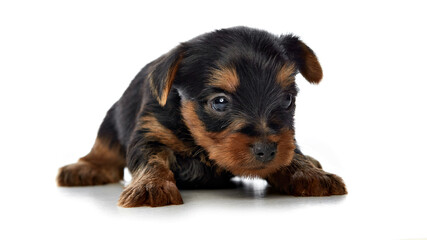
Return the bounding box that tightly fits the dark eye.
[284,93,293,109]
[211,96,229,112]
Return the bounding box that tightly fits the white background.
[1,1,426,239]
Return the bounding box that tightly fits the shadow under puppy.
[57,27,347,207]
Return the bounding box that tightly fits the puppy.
[57,27,347,207]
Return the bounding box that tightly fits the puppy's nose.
[251,141,277,163]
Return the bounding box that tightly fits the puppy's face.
[150,27,323,177]
[180,63,297,177]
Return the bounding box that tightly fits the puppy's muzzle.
[251,141,277,163]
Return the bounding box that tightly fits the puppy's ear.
[149,45,185,106]
[280,35,323,84]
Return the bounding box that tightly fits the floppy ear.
[148,45,185,106]
[280,35,323,84]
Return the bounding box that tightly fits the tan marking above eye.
[277,63,296,88]
[209,66,239,93]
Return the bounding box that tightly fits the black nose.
[251,141,277,163]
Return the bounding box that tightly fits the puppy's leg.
[57,107,126,186]
[118,145,183,208]
[266,153,347,196]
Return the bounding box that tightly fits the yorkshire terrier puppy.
[57,27,347,207]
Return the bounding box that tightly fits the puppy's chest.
[172,151,233,187]
[154,114,228,182]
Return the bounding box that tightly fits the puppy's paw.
[57,161,121,186]
[288,170,347,196]
[118,179,183,208]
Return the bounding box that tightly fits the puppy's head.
[149,27,323,177]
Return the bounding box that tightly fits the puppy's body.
[57,27,347,207]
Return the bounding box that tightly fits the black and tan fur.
[57,27,347,207]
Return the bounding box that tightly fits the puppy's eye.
[211,96,229,112]
[284,93,293,109]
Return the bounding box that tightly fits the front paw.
[118,179,183,208]
[287,170,347,196]
[57,161,122,186]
